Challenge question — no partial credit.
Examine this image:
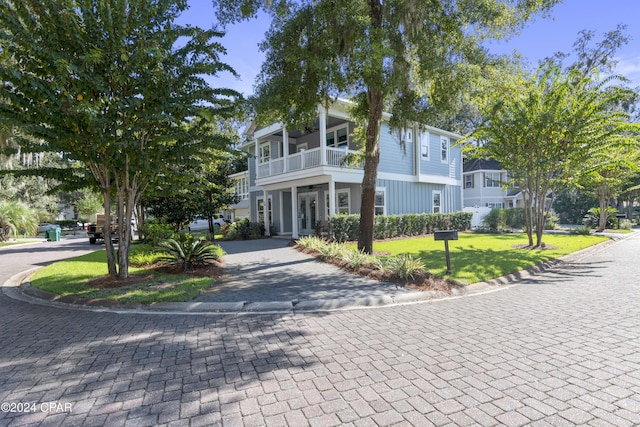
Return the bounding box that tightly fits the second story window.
[485,172,501,188]
[420,133,429,160]
[259,142,271,163]
[326,125,349,148]
[464,174,474,189]
[234,176,248,200]
[440,136,449,163]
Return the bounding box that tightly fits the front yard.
[365,233,609,284]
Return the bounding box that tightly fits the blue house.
[231,100,463,238]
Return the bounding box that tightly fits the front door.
[298,193,318,235]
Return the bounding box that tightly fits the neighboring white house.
[235,100,464,238]
[227,170,250,221]
[463,158,523,209]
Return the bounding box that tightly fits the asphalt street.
[1,234,639,426]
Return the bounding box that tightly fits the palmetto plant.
[157,234,223,272]
[0,201,38,241]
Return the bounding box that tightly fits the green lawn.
[367,233,609,284]
[0,239,39,247]
[30,249,213,304]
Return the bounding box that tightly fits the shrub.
[619,219,632,230]
[128,244,164,266]
[328,211,472,242]
[569,226,592,235]
[482,208,506,231]
[504,208,525,229]
[342,249,377,269]
[583,207,618,229]
[157,233,223,271]
[544,212,559,230]
[379,254,426,280]
[142,219,174,245]
[222,219,265,240]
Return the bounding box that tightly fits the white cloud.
[614,55,640,86]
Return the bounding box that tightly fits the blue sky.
[179,0,640,95]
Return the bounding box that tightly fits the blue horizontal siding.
[378,124,414,176]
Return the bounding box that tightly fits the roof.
[463,158,502,172]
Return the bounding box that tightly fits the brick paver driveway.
[1,234,640,426]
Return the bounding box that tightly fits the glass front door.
[298,193,317,235]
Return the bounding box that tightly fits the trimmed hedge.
[329,211,472,242]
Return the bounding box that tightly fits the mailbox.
[434,230,458,241]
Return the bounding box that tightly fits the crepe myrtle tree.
[0,1,241,279]
[213,0,559,253]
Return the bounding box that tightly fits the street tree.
[0,1,241,279]
[213,0,559,253]
[468,64,639,246]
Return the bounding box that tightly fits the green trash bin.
[46,228,61,241]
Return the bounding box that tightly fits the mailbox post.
[434,230,458,274]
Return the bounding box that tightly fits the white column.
[254,137,260,178]
[291,186,299,239]
[328,178,336,218]
[282,127,289,173]
[263,189,270,236]
[319,106,327,166]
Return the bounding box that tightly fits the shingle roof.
[463,158,502,172]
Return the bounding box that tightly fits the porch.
[256,145,362,179]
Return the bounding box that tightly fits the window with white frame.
[432,191,441,213]
[259,142,271,163]
[420,133,429,160]
[485,172,501,188]
[440,136,449,163]
[257,196,272,224]
[325,189,351,217]
[336,190,350,214]
[234,176,249,200]
[374,189,386,215]
[464,174,474,189]
[486,202,504,209]
[326,125,349,147]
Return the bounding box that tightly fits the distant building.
[463,158,522,209]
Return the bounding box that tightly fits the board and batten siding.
[378,124,414,176]
[376,179,461,214]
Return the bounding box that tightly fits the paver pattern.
[1,234,640,426]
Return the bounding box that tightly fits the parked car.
[38,223,61,233]
[188,217,227,231]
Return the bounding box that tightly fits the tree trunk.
[598,193,608,232]
[357,88,384,254]
[103,190,118,279]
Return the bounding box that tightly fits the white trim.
[336,188,350,214]
[297,191,319,235]
[375,187,386,216]
[254,122,284,139]
[420,131,430,161]
[432,190,442,213]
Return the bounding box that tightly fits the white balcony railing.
[256,146,362,179]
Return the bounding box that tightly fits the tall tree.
[214,0,559,253]
[468,64,639,246]
[0,1,241,279]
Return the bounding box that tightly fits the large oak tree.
[214,0,559,253]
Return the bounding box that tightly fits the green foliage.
[482,208,506,231]
[552,189,598,224]
[142,219,174,246]
[544,212,559,230]
[0,201,38,240]
[329,212,473,242]
[157,233,223,272]
[221,219,264,240]
[379,255,426,281]
[128,244,164,267]
[0,0,241,279]
[466,62,640,247]
[504,208,526,229]
[569,226,593,235]
[583,207,618,229]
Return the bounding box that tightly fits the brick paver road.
[1,234,640,426]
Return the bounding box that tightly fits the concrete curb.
[2,232,635,315]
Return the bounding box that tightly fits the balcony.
[256,146,363,179]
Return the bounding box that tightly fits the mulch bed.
[86,260,224,289]
[296,246,459,294]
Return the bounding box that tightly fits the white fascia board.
[253,122,285,139]
[229,171,248,179]
[256,167,364,189]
